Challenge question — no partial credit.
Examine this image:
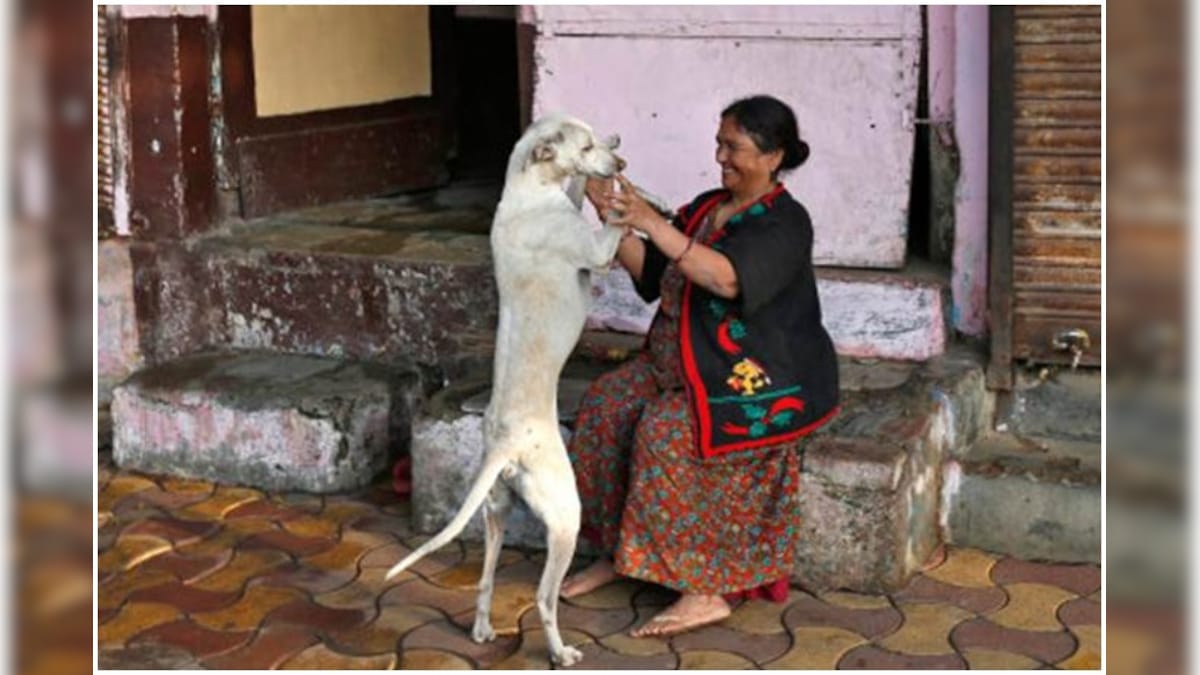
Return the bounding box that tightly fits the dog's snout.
[615,154,627,172]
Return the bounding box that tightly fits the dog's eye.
[582,144,593,152]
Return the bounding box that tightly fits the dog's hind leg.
[472,483,514,643]
[519,460,584,666]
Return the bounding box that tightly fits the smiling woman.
[563,95,840,638]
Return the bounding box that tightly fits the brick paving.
[95,455,1115,670]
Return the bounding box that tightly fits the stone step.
[111,351,423,493]
[409,347,990,594]
[146,211,947,381]
[942,431,1100,564]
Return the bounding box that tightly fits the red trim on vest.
[678,183,834,458]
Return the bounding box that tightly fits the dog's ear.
[531,131,564,163]
[601,134,621,150]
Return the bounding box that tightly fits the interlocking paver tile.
[128,581,241,613]
[923,547,999,589]
[127,619,253,659]
[125,487,214,512]
[597,630,673,657]
[178,486,264,521]
[360,540,460,580]
[141,549,235,583]
[893,574,1008,614]
[159,475,215,496]
[632,582,677,608]
[189,548,292,593]
[98,643,205,669]
[300,538,371,573]
[722,598,790,635]
[203,626,321,670]
[99,608,119,625]
[432,561,488,590]
[990,557,1101,596]
[489,627,594,669]
[562,578,640,610]
[1058,624,1100,670]
[449,583,536,636]
[241,528,338,558]
[97,602,182,648]
[253,561,357,595]
[838,644,967,669]
[677,649,756,669]
[328,603,444,655]
[192,585,307,633]
[123,516,220,547]
[225,499,308,522]
[493,557,546,586]
[1058,597,1100,627]
[877,602,974,655]
[402,618,521,668]
[175,519,277,558]
[262,599,372,633]
[348,513,412,540]
[671,623,791,664]
[950,617,1078,664]
[962,647,1042,669]
[321,499,379,523]
[561,641,680,669]
[987,582,1077,631]
[99,474,158,512]
[281,514,341,540]
[279,641,396,669]
[98,568,178,611]
[275,491,325,514]
[379,576,479,617]
[397,648,474,669]
[783,593,903,640]
[764,626,864,669]
[820,590,894,610]
[98,534,173,575]
[533,597,638,639]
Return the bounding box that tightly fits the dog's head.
[524,115,626,179]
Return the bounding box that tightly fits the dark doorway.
[445,6,521,181]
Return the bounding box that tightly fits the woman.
[559,95,840,637]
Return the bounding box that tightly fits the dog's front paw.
[552,645,583,667]
[471,619,496,644]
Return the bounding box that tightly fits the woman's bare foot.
[560,559,620,599]
[629,593,732,638]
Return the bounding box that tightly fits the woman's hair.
[721,95,810,174]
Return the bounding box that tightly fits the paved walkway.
[97,456,1105,670]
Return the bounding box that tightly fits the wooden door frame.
[986,5,1015,390]
[216,6,454,219]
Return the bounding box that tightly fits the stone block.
[409,376,597,552]
[99,239,144,403]
[112,352,421,493]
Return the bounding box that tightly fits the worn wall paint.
[250,6,430,117]
[951,7,990,336]
[98,239,144,396]
[528,5,921,269]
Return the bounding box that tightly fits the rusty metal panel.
[1010,5,1101,367]
[98,7,115,237]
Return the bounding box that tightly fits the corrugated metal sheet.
[1011,5,1101,366]
[97,6,115,237]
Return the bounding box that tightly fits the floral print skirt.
[567,354,804,601]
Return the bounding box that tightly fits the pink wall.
[951,7,990,337]
[526,5,922,270]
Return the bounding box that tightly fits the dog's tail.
[383,450,509,582]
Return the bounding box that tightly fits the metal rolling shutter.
[97,6,115,237]
[1010,5,1101,367]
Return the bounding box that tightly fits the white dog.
[385,114,631,666]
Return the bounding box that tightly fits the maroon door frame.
[216,6,453,219]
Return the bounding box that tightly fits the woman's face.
[715,116,783,194]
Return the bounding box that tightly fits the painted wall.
[251,6,431,117]
[527,5,921,269]
[951,7,989,336]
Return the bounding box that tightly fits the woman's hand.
[584,177,614,215]
[607,175,670,236]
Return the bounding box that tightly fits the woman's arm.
[607,176,739,299]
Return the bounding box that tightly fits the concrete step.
[111,351,424,493]
[408,347,990,594]
[941,431,1100,564]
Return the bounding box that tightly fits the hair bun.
[794,140,810,167]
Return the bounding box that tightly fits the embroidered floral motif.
[721,396,807,438]
[726,357,772,395]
